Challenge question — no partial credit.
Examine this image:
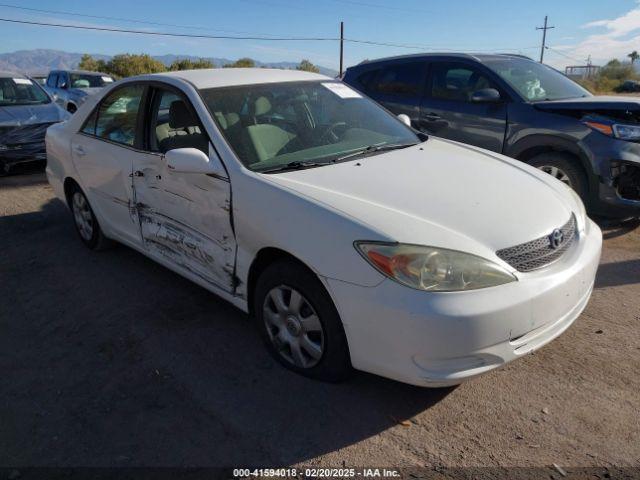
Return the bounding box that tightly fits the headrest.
[254,96,272,116]
[73,79,90,88]
[169,100,196,128]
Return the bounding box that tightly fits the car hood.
[0,102,66,127]
[264,138,578,260]
[534,95,640,111]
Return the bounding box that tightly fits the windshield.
[200,81,419,171]
[0,77,50,106]
[69,73,113,89]
[484,58,591,101]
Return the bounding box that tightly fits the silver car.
[44,70,114,114]
[0,71,69,174]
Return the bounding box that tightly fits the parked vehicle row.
[46,68,602,387]
[343,53,640,218]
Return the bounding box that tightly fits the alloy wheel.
[263,285,324,369]
[72,191,94,241]
[537,165,573,187]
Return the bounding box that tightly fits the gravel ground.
[1,168,639,472]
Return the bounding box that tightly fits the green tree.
[296,59,320,73]
[169,58,215,71]
[628,50,639,64]
[223,58,256,68]
[105,54,167,78]
[78,54,107,72]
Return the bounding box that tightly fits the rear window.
[363,62,425,96]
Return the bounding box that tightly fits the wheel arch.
[63,176,82,207]
[246,247,322,317]
[508,135,594,195]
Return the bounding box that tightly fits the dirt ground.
[1,167,639,473]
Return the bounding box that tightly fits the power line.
[0,16,542,54]
[345,37,540,53]
[0,17,338,41]
[0,2,286,37]
[545,46,587,64]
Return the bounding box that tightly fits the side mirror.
[397,114,412,127]
[165,147,226,176]
[471,88,501,103]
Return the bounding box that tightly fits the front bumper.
[326,219,602,387]
[584,135,640,217]
[0,141,47,166]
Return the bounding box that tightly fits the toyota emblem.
[549,228,565,249]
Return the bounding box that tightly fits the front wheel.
[254,260,352,382]
[527,152,588,201]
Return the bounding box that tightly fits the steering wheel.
[317,122,347,144]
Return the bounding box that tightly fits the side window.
[81,108,98,135]
[369,62,424,96]
[357,69,380,92]
[430,63,496,102]
[47,73,58,88]
[56,73,67,88]
[95,85,144,146]
[149,87,207,154]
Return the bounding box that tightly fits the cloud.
[581,3,640,38]
[546,3,640,68]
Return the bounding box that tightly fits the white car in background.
[45,69,602,387]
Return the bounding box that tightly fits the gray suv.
[343,53,640,218]
[44,70,114,114]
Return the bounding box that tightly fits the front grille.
[0,122,55,146]
[496,215,577,272]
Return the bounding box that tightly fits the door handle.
[424,112,442,121]
[133,170,144,177]
[72,145,86,156]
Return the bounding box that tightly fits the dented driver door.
[131,144,236,292]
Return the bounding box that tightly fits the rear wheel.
[528,152,588,200]
[68,185,112,250]
[254,259,352,382]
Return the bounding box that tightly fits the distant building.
[565,65,601,79]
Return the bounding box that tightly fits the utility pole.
[339,21,344,77]
[536,15,554,63]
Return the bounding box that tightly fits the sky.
[0,0,639,71]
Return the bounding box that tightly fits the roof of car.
[0,71,27,78]
[150,68,330,89]
[52,69,112,76]
[348,52,534,69]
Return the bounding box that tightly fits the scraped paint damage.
[137,205,235,289]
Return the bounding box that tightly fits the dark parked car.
[343,53,640,218]
[618,80,640,93]
[0,72,69,174]
[44,69,114,114]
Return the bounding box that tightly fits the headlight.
[584,121,640,141]
[613,124,640,141]
[354,242,516,292]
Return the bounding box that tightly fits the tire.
[68,184,112,251]
[527,152,588,201]
[254,259,352,382]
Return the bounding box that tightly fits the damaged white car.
[46,69,602,387]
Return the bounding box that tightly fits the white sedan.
[46,68,602,387]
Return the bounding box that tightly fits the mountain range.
[0,49,338,77]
